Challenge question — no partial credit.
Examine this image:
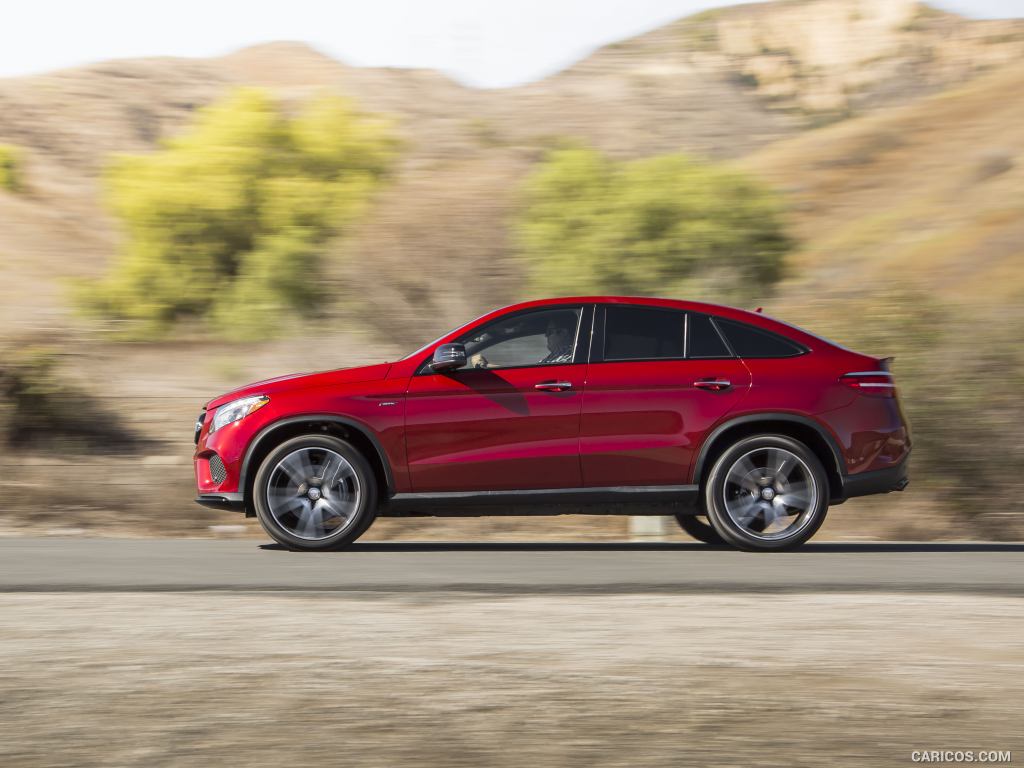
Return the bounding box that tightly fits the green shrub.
[0,345,138,451]
[517,146,791,302]
[77,88,398,338]
[0,144,24,192]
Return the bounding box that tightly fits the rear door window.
[687,314,732,358]
[604,306,685,360]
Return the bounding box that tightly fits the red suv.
[194,297,910,551]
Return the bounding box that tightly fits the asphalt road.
[1,538,1022,594]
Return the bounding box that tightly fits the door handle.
[535,381,573,392]
[693,379,731,392]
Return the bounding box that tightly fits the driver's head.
[545,319,573,355]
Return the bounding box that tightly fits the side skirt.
[381,485,699,517]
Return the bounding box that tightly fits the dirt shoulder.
[1,592,1020,767]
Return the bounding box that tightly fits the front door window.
[460,307,584,370]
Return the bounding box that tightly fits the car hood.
[204,362,392,409]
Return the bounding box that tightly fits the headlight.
[211,395,270,432]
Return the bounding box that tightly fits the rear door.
[580,304,750,486]
[404,305,591,491]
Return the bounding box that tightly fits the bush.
[517,146,791,302]
[77,88,398,338]
[0,345,138,451]
[0,143,24,192]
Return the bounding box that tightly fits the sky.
[1,0,1022,89]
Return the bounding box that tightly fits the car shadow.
[258,541,1024,553]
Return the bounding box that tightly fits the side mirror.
[430,343,467,373]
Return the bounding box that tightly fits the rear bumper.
[195,493,246,512]
[837,457,909,502]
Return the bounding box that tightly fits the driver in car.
[471,316,575,368]
[540,319,574,364]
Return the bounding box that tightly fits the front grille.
[194,411,205,445]
[209,454,227,485]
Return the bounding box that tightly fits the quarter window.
[714,318,805,358]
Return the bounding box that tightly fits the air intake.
[209,454,227,485]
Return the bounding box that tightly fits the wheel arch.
[692,413,845,501]
[239,415,395,517]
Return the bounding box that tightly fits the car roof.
[492,295,764,323]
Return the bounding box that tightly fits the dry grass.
[743,65,1024,302]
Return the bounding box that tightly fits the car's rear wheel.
[703,435,828,551]
[253,435,377,551]
[674,513,725,544]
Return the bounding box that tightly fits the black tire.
[253,434,378,551]
[674,514,726,544]
[703,434,829,552]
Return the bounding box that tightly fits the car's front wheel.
[703,435,829,551]
[253,435,377,551]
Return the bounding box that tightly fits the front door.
[580,305,751,486]
[404,305,590,492]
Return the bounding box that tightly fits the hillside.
[744,64,1024,305]
[486,0,1024,156]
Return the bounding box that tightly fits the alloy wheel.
[266,447,361,541]
[721,447,819,541]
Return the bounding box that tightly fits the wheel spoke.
[277,454,307,485]
[769,449,796,479]
[728,456,761,492]
[269,491,303,515]
[777,481,812,511]
[296,499,319,537]
[730,496,760,525]
[298,451,317,479]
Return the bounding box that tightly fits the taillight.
[839,370,896,397]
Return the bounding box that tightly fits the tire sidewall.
[704,435,829,552]
[253,434,378,551]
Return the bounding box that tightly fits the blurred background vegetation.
[0,143,23,192]
[76,88,397,339]
[519,146,790,301]
[1,0,1022,539]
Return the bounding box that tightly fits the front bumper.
[195,492,246,511]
